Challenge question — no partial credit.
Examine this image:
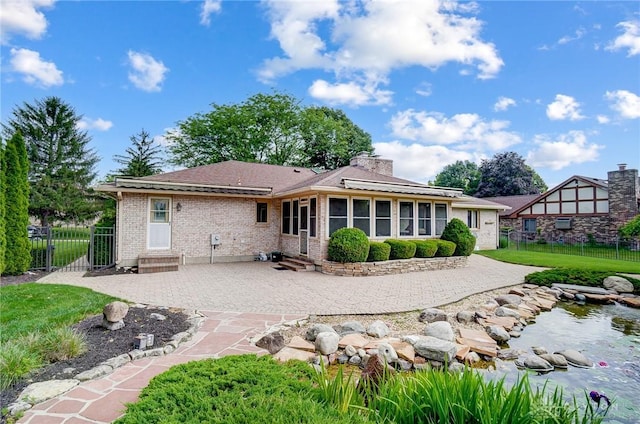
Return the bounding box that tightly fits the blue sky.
[1,0,639,188]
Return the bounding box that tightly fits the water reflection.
[492,301,640,423]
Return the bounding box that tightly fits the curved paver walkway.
[36,255,543,314]
[18,255,543,423]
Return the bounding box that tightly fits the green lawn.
[477,249,640,274]
[30,239,89,269]
[0,283,119,343]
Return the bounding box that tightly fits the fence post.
[89,226,95,271]
[616,236,619,260]
[45,227,53,272]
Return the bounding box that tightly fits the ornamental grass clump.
[367,241,391,262]
[328,228,370,263]
[440,217,475,256]
[384,239,416,259]
[435,239,456,257]
[414,240,438,258]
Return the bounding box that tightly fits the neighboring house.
[97,154,508,270]
[484,164,640,240]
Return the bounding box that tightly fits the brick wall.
[608,167,640,228]
[321,256,468,276]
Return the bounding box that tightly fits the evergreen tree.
[0,141,6,274]
[3,132,31,275]
[3,97,100,225]
[113,129,163,177]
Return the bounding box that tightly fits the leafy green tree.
[3,97,100,225]
[0,141,6,274]
[113,129,163,177]
[167,92,373,170]
[433,160,480,195]
[528,165,548,193]
[3,132,31,275]
[475,152,545,197]
[299,106,373,169]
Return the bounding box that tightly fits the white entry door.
[148,198,171,250]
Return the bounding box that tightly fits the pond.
[491,301,640,423]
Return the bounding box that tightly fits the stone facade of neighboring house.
[484,164,640,241]
[98,154,508,269]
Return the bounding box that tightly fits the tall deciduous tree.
[167,92,373,170]
[433,160,481,195]
[113,129,163,177]
[3,132,31,275]
[299,106,373,169]
[3,97,100,225]
[475,152,545,197]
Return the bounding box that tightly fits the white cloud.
[606,20,640,56]
[127,50,169,92]
[308,79,392,106]
[389,109,521,150]
[77,117,113,131]
[494,96,516,112]
[260,0,503,106]
[605,90,640,119]
[415,82,432,97]
[558,27,586,45]
[596,115,610,124]
[527,131,602,170]
[373,141,476,182]
[0,0,54,44]
[546,94,585,121]
[10,47,63,87]
[200,0,221,26]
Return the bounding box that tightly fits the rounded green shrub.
[440,218,476,256]
[367,241,391,262]
[384,239,417,259]
[414,240,438,258]
[435,239,456,257]
[327,228,370,263]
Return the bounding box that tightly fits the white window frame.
[417,201,432,236]
[435,203,448,236]
[309,197,317,238]
[374,199,392,238]
[398,200,415,237]
[467,210,479,229]
[327,196,349,237]
[352,197,371,236]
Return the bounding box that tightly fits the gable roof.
[481,195,538,217]
[492,175,610,218]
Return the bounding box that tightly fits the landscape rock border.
[8,304,205,417]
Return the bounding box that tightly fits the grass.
[476,250,640,274]
[0,283,119,389]
[316,366,609,424]
[30,239,89,269]
[115,355,369,424]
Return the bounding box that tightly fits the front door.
[148,198,171,250]
[299,204,308,255]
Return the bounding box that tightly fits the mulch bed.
[0,273,191,420]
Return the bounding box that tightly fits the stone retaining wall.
[320,256,468,276]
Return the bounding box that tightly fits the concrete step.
[138,263,179,274]
[138,253,180,274]
[278,258,315,272]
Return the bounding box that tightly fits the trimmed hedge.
[367,241,391,262]
[384,239,417,259]
[328,228,370,263]
[414,240,438,258]
[435,240,456,257]
[440,218,475,256]
[524,268,640,293]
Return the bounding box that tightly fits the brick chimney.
[607,164,640,225]
[350,152,393,176]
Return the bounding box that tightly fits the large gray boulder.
[377,342,399,364]
[554,349,593,368]
[336,321,366,335]
[516,355,554,372]
[255,332,285,354]
[315,331,340,355]
[305,324,336,341]
[418,308,447,323]
[424,321,455,342]
[495,306,521,319]
[486,325,510,343]
[494,295,523,306]
[539,353,569,369]
[413,336,457,362]
[103,301,129,322]
[367,320,390,338]
[603,276,634,293]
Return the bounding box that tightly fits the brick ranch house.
[483,164,640,241]
[97,154,508,271]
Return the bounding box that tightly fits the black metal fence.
[29,226,115,272]
[500,230,640,262]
